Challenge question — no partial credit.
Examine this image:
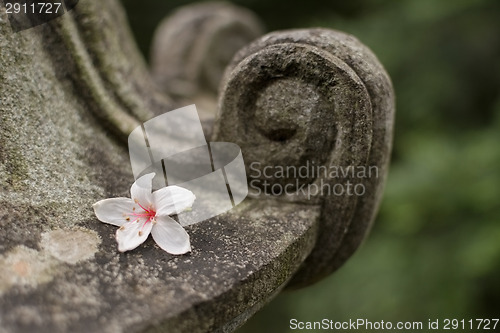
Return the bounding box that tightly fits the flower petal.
[116,218,153,252]
[153,186,196,216]
[151,216,191,254]
[131,173,155,207]
[93,198,135,226]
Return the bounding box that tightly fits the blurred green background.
[120,0,500,331]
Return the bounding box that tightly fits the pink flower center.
[130,200,157,233]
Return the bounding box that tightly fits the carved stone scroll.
[150,2,264,99]
[214,29,395,287]
[0,0,394,331]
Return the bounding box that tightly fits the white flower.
[93,173,195,254]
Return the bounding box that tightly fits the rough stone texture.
[0,1,393,332]
[0,1,315,332]
[214,29,395,288]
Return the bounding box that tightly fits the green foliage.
[120,0,500,331]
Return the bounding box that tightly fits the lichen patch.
[0,245,56,295]
[40,228,101,265]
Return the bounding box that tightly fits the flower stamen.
[134,199,151,213]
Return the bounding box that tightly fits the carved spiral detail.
[150,2,264,99]
[214,29,395,287]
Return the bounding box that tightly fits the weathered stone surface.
[0,1,315,332]
[1,0,394,332]
[214,29,395,288]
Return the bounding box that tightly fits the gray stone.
[0,1,394,332]
[150,2,265,137]
[150,2,264,99]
